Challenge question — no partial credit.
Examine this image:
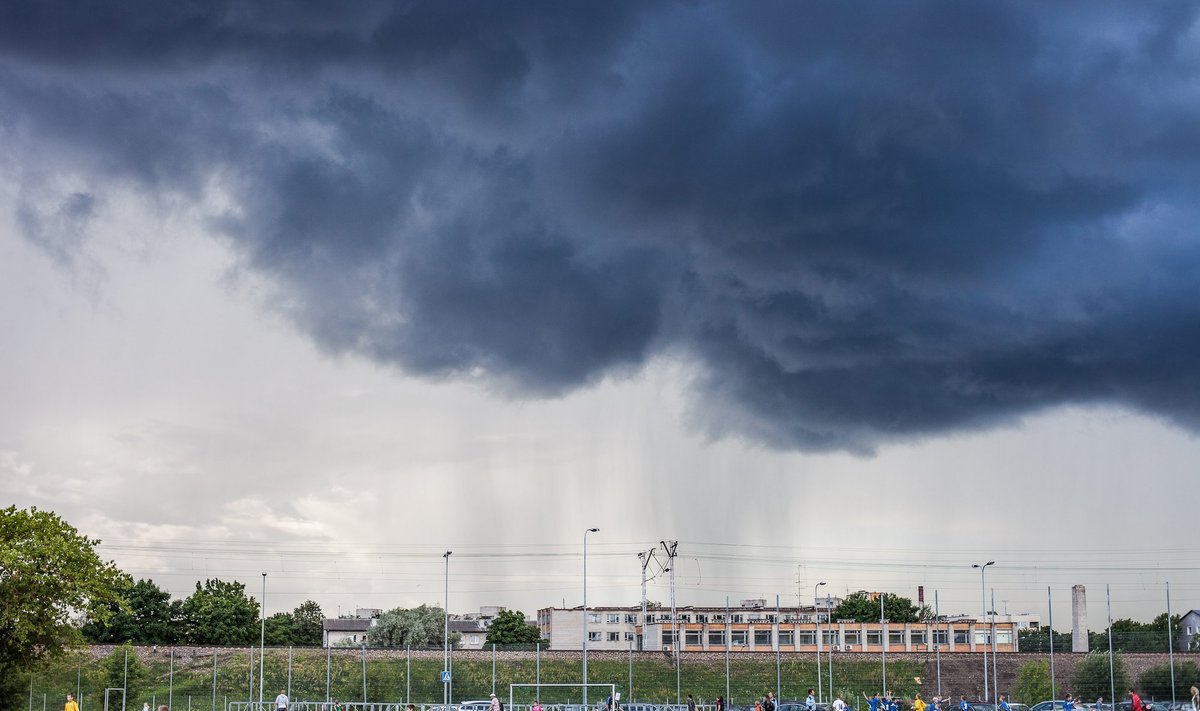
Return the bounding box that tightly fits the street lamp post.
[815,582,827,703]
[259,573,266,707]
[972,561,995,701]
[583,528,599,707]
[444,551,452,708]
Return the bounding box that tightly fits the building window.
[766,614,778,623]
[683,630,700,645]
[588,613,601,624]
[889,631,905,645]
[755,630,773,646]
[911,631,926,645]
[844,631,861,645]
[607,614,620,624]
[823,630,838,645]
[696,614,708,623]
[866,631,881,645]
[626,614,638,624]
[625,632,635,641]
[662,631,674,646]
[974,631,990,644]
[608,632,621,642]
[680,615,691,623]
[797,630,816,645]
[709,630,726,646]
[954,630,969,644]
[731,615,744,623]
[779,630,794,646]
[997,631,1012,644]
[590,632,602,641]
[712,615,725,624]
[731,630,748,646]
[932,630,948,645]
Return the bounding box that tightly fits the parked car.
[622,703,664,711]
[460,700,494,711]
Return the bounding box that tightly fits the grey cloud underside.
[4,0,1200,451]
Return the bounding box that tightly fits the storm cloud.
[4,0,1200,451]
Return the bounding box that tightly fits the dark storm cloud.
[4,0,1200,451]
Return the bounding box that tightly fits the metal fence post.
[288,647,293,700]
[170,647,175,711]
[1049,587,1056,703]
[213,652,218,711]
[326,646,331,703]
[407,646,412,705]
[361,643,367,704]
[1167,582,1177,708]
[492,644,497,694]
[628,638,634,704]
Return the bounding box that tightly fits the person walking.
[1129,690,1146,711]
[998,695,1009,711]
[276,690,289,711]
[1190,687,1199,711]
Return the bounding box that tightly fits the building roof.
[450,619,487,633]
[324,619,372,632]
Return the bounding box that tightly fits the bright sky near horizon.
[2,1,1199,629]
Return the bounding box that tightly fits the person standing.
[532,701,543,711]
[717,697,725,711]
[866,693,881,711]
[1190,687,1199,711]
[765,693,777,711]
[490,693,501,711]
[1062,694,1074,711]
[65,695,79,711]
[276,690,289,711]
[998,695,1009,711]
[914,693,926,711]
[833,696,846,711]
[959,697,971,711]
[808,690,817,711]
[1129,690,1146,711]
[688,696,697,711]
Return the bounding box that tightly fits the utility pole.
[661,540,680,705]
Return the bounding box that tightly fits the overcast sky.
[2,1,1199,629]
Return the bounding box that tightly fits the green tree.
[83,578,181,644]
[1090,616,1180,653]
[264,612,295,645]
[0,506,125,710]
[1018,627,1074,652]
[291,600,324,646]
[369,605,460,648]
[99,643,147,704]
[1072,651,1129,700]
[180,579,259,645]
[1014,660,1054,704]
[485,610,541,646]
[1139,661,1200,699]
[831,592,921,623]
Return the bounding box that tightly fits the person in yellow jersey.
[65,694,79,711]
[914,693,927,711]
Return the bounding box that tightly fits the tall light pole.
[972,561,995,701]
[583,528,599,707]
[444,551,452,708]
[815,582,827,703]
[259,573,266,707]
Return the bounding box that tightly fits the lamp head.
[587,527,599,532]
[817,581,827,587]
[444,551,452,558]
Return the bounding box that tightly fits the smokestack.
[1071,585,1089,653]
[918,586,925,606]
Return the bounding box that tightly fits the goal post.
[509,683,617,710]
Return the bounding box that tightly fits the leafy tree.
[1072,651,1129,700]
[831,592,921,623]
[83,578,181,644]
[99,643,147,703]
[180,579,259,645]
[1090,616,1180,653]
[1014,660,1054,704]
[264,612,295,645]
[0,506,125,709]
[486,610,542,646]
[1018,627,1074,652]
[369,605,460,648]
[1139,661,1200,699]
[292,600,324,646]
